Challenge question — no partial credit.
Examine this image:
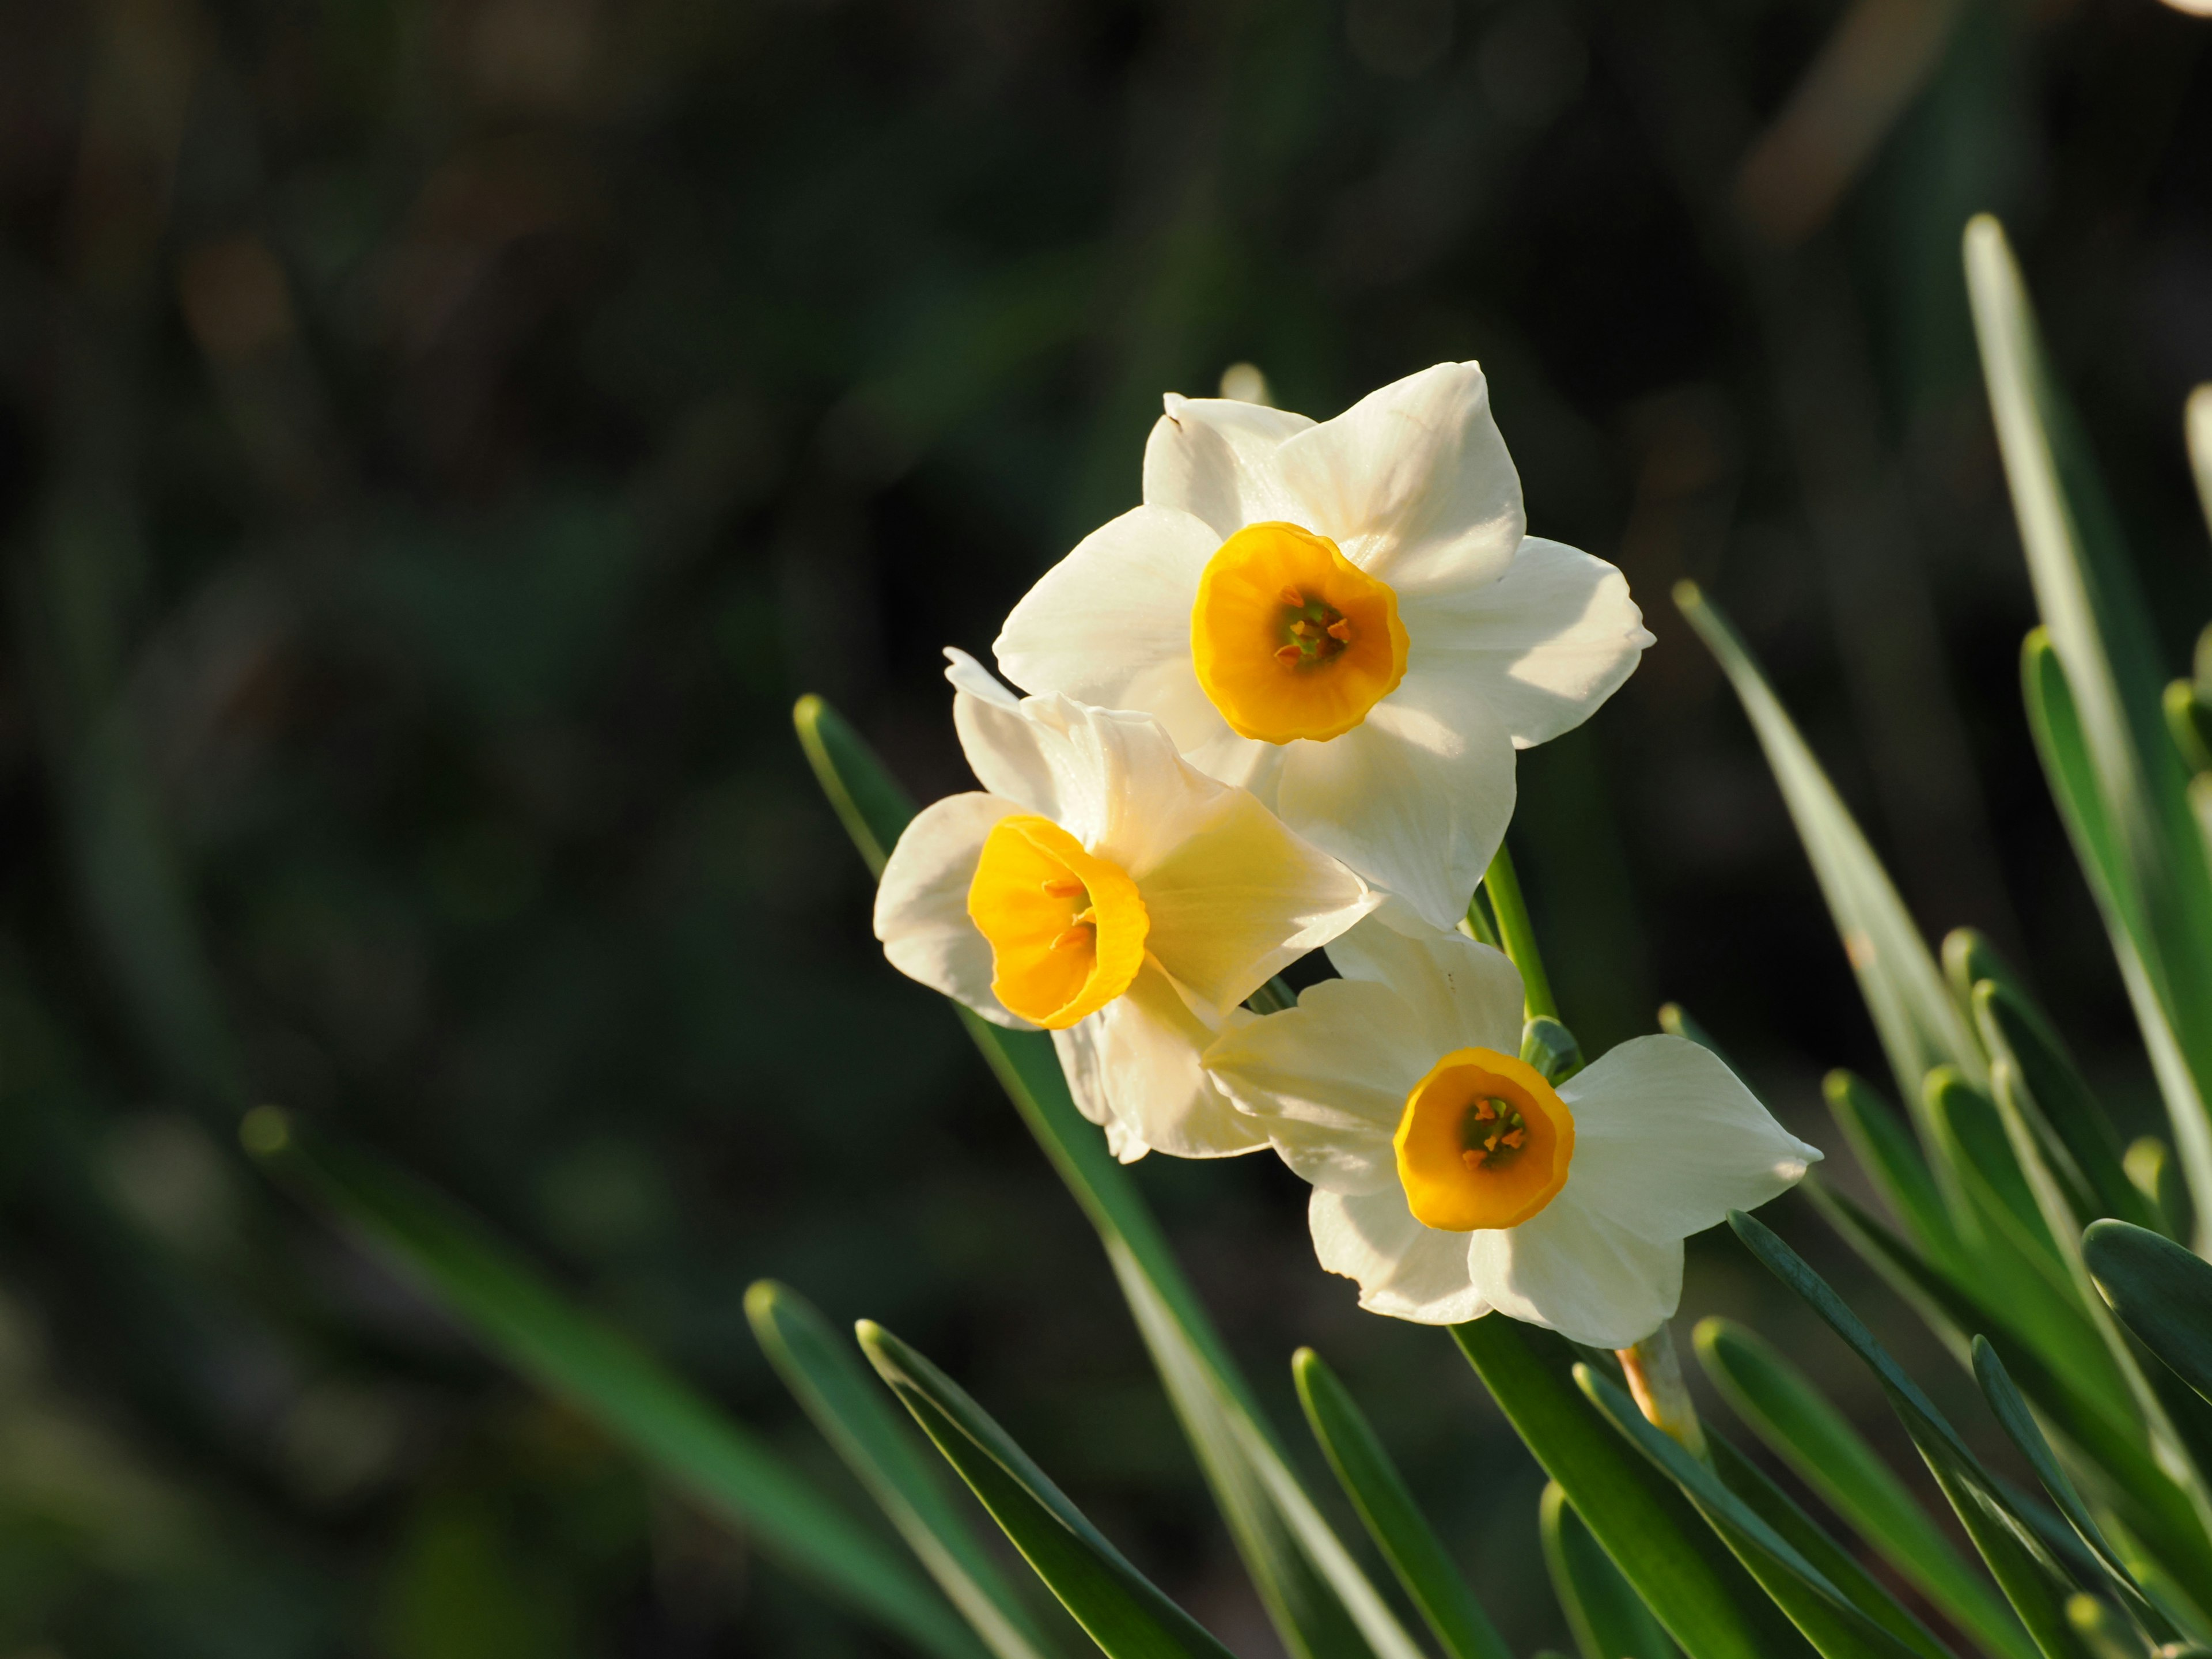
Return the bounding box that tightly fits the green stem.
[1461,887,1502,949]
[1482,843,1557,1022]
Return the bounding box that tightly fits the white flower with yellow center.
[993,362,1653,931]
[874,652,1378,1162]
[1203,922,1819,1347]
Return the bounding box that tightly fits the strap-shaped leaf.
[1452,1316,1817,1659]
[2188,386,2212,541]
[1971,1339,2184,1647]
[1291,1348,1512,1659]
[1676,582,1983,1109]
[1693,1318,2033,1659]
[1822,1071,1962,1271]
[1728,1209,2096,1659]
[796,695,1425,1659]
[1539,1482,1677,1659]
[2027,633,2212,1255]
[2083,1220,2212,1409]
[859,1321,1239,1659]
[1574,1365,1946,1659]
[1971,980,2164,1237]
[747,1281,1069,1659]
[244,1117,988,1659]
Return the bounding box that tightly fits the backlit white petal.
[946,650,1064,817]
[1405,539,1654,749]
[1138,790,1375,1010]
[1202,976,1427,1193]
[1275,666,1516,932]
[873,792,1032,1029]
[1310,1186,1491,1324]
[1559,1036,1820,1243]
[1322,917,1524,1057]
[1465,1184,1684,1349]
[1268,363,1525,593]
[1142,395,1313,539]
[994,505,1219,720]
[1089,963,1267,1160]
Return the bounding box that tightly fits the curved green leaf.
[2083,1220,2212,1408]
[858,1321,1238,1659]
[796,694,1425,1659]
[1675,581,1983,1109]
[747,1281,1068,1659]
[243,1115,987,1659]
[1452,1316,1816,1659]
[1971,1339,2181,1646]
[1693,1318,2031,1659]
[1539,1481,1677,1659]
[1729,1209,2096,1659]
[1822,1071,1960,1268]
[1291,1348,1511,1659]
[1574,1364,1942,1659]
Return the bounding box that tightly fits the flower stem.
[1482,843,1557,1022]
[1615,1323,1709,1464]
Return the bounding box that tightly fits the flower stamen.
[1394,1050,1574,1230]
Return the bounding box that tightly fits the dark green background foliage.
[0,0,2207,1653]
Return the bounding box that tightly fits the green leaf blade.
[1540,1481,1678,1659]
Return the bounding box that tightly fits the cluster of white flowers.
[874,363,1819,1351]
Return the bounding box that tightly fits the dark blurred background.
[1,0,2209,1653]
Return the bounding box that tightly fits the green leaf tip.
[1672,578,1704,613]
[239,1103,291,1159]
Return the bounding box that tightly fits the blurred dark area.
[0,0,2208,1653]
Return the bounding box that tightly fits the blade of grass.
[859,1321,1240,1659]
[1291,1348,1512,1659]
[243,1113,987,1659]
[747,1281,1070,1659]
[1693,1317,2033,1659]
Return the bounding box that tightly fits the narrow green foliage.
[2163,680,2212,778]
[1693,1317,2033,1659]
[795,695,1426,1659]
[1676,581,1984,1111]
[243,1115,987,1659]
[1482,843,1556,1022]
[1729,1209,2099,1659]
[1972,982,2164,1236]
[1291,1350,1512,1659]
[1575,1364,1947,1659]
[1821,1071,1961,1269]
[2190,390,2212,545]
[858,1322,1240,1659]
[1452,1317,1819,1659]
[746,1282,1068,1659]
[1972,1340,2181,1647]
[1539,1482,1678,1659]
[1943,930,2035,1027]
[2084,1221,2212,1410]
[2124,1139,2192,1242]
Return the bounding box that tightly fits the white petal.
[1309,1186,1490,1324]
[1137,789,1376,1010]
[1089,963,1268,1160]
[1323,916,1524,1056]
[1559,1036,1821,1244]
[1268,363,1525,593]
[1274,666,1516,933]
[1050,1020,1153,1161]
[992,505,1230,754]
[1142,395,1313,539]
[1202,977,1427,1193]
[873,793,1032,1028]
[1465,1184,1683,1349]
[946,650,1064,817]
[1405,539,1654,749]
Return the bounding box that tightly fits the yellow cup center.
[967,815,1149,1028]
[1393,1047,1574,1230]
[1189,522,1410,744]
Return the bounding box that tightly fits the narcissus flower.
[874,652,1378,1162]
[994,362,1652,931]
[1203,922,1818,1347]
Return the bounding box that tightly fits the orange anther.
[1460,1149,1488,1172]
[1049,925,1092,952]
[1327,619,1353,642]
[1040,876,1086,898]
[1499,1128,1525,1149]
[1472,1100,1497,1121]
[1279,585,1306,607]
[1275,643,1304,664]
[1290,620,1318,638]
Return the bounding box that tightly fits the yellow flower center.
[967,815,1149,1028]
[1393,1047,1574,1230]
[1189,522,1410,744]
